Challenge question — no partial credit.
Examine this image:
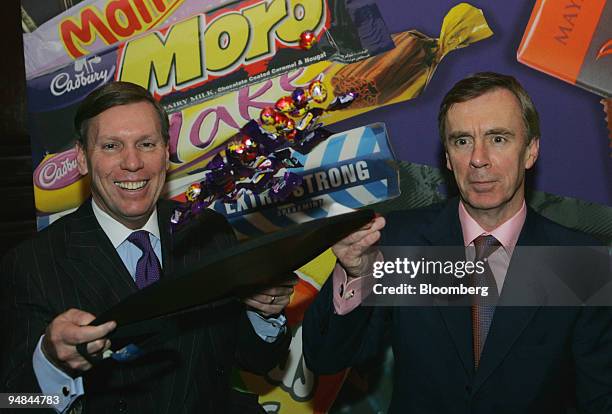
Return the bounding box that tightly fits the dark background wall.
[0,0,35,257]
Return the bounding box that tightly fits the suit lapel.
[157,200,177,280]
[59,200,138,313]
[423,199,475,376]
[156,200,207,280]
[472,208,547,391]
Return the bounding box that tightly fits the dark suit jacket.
[0,199,289,413]
[303,198,612,413]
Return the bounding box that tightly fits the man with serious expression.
[76,101,170,230]
[443,88,540,231]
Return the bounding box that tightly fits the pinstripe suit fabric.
[1,199,289,413]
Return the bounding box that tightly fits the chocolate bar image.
[331,3,493,109]
[332,32,437,108]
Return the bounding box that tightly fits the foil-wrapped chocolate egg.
[291,87,309,107]
[299,30,316,50]
[260,107,277,125]
[185,182,202,202]
[275,96,295,113]
[309,80,327,103]
[273,112,289,129]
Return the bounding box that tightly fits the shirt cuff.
[246,311,287,343]
[332,252,382,315]
[32,336,84,413]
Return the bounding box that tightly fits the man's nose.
[470,140,490,168]
[120,146,144,171]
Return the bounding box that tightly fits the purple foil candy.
[191,200,207,215]
[208,153,226,170]
[271,172,302,199]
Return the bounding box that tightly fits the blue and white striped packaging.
[209,123,399,238]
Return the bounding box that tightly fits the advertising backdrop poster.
[21,0,611,413]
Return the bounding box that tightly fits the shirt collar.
[91,198,161,249]
[458,200,526,253]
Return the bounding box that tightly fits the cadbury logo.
[34,148,81,190]
[50,56,114,96]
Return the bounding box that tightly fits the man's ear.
[76,141,89,176]
[445,151,453,171]
[524,137,540,170]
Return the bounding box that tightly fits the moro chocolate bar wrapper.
[518,0,611,98]
[149,0,394,111]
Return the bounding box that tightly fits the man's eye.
[102,143,118,150]
[492,136,506,143]
[140,142,156,149]
[455,138,468,146]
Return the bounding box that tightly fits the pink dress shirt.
[332,201,527,315]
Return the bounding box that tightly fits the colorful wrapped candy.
[185,182,201,202]
[172,84,358,229]
[260,107,276,126]
[291,88,309,107]
[275,96,296,113]
[309,80,327,103]
[299,30,317,50]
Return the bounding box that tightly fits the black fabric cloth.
[1,199,290,413]
[303,198,612,414]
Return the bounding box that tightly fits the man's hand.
[244,275,299,317]
[332,216,386,279]
[42,308,116,375]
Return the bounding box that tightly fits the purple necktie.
[128,230,161,289]
[471,234,502,368]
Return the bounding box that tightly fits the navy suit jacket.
[1,199,289,413]
[303,199,612,413]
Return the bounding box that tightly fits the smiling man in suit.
[1,82,295,413]
[303,72,612,413]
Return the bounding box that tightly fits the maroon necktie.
[128,230,161,289]
[471,235,501,368]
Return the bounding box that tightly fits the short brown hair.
[74,81,169,148]
[438,72,540,143]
